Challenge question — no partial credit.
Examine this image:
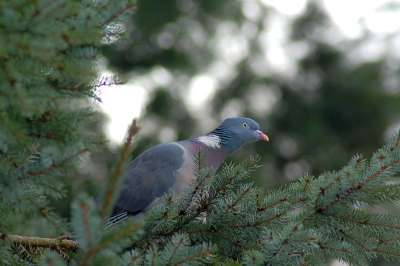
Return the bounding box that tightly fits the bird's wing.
[113,142,185,216]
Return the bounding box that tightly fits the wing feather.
[113,142,184,215]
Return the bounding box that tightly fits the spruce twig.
[100,119,139,220]
[26,148,88,177]
[100,3,135,27]
[2,234,78,250]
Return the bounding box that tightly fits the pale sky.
[99,0,399,144]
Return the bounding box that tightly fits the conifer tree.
[0,0,136,264]
[2,1,400,266]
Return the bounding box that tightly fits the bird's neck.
[178,127,233,170]
[195,126,238,155]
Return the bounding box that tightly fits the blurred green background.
[55,1,400,264]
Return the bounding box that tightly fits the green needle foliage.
[0,0,135,264]
[2,0,400,266]
[121,133,400,265]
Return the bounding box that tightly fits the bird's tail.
[105,211,128,228]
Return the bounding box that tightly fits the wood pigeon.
[101,117,269,227]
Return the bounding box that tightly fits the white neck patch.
[197,135,221,148]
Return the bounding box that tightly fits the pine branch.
[175,249,213,265]
[2,234,78,250]
[20,144,40,166]
[323,213,400,230]
[266,225,299,265]
[0,149,18,168]
[25,148,88,177]
[28,198,70,236]
[141,233,213,265]
[81,223,141,266]
[100,3,135,27]
[149,157,261,238]
[262,131,400,265]
[183,150,210,210]
[100,119,139,220]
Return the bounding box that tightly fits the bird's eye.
[242,122,248,128]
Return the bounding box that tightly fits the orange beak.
[256,130,269,141]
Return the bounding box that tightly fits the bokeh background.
[56,0,400,265]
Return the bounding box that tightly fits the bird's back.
[115,143,185,212]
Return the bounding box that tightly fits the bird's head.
[211,117,269,154]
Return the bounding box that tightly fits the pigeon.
[101,117,269,227]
